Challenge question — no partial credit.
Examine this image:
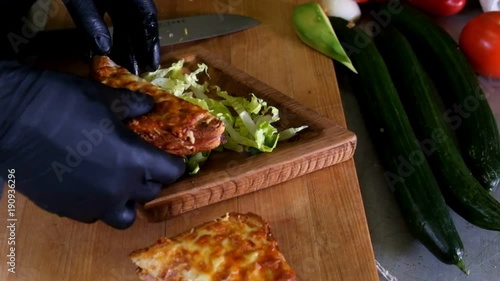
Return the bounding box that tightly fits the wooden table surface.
[0,0,379,280]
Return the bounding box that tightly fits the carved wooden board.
[140,46,357,222]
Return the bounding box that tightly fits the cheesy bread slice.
[91,56,225,156]
[129,212,297,281]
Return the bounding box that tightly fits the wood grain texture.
[0,1,379,281]
[139,46,357,221]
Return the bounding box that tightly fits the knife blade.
[147,13,259,46]
[19,13,259,58]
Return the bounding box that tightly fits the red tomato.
[406,0,466,16]
[459,12,500,78]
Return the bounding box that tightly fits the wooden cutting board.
[0,1,379,281]
[137,46,357,221]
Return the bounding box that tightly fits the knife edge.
[18,14,260,59]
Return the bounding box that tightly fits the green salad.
[141,60,308,174]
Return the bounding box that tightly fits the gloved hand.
[63,0,161,75]
[0,60,186,229]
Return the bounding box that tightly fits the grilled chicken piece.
[91,56,225,156]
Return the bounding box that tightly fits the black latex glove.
[63,0,160,75]
[0,61,186,229]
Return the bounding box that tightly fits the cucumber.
[328,16,467,272]
[375,25,500,231]
[382,2,500,191]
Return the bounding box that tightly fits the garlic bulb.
[321,0,362,22]
[479,0,500,12]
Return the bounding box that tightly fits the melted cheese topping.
[129,213,296,281]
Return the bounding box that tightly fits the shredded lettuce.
[141,59,308,174]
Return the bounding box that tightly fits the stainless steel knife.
[148,13,259,46]
[20,13,259,58]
